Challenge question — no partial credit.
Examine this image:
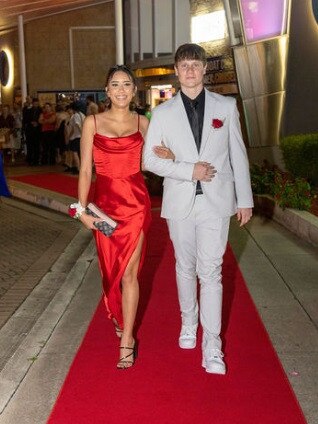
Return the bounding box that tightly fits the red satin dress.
[92,115,151,329]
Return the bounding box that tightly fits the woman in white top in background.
[66,102,85,175]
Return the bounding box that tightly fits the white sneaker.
[202,349,226,375]
[179,324,197,349]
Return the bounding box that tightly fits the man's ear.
[203,64,207,75]
[174,65,178,77]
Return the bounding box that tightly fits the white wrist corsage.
[68,201,85,219]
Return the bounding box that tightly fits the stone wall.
[24,2,115,95]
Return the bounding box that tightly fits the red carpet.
[47,213,306,424]
[10,173,162,208]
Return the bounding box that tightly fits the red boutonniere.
[212,118,224,129]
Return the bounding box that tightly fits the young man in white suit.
[143,44,253,375]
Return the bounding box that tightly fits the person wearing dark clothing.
[23,98,42,165]
[0,105,15,133]
[55,104,69,164]
[66,102,85,174]
[39,103,56,165]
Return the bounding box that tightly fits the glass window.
[239,0,289,43]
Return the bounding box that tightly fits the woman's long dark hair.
[105,64,136,87]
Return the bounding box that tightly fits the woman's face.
[106,71,136,109]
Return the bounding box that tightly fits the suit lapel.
[175,92,198,156]
[200,89,217,154]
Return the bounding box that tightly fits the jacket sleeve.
[228,100,254,208]
[143,108,195,182]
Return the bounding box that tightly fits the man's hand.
[192,162,216,182]
[237,208,253,227]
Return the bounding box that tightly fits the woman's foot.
[117,339,137,370]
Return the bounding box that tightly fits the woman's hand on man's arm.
[153,141,175,161]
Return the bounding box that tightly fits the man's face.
[175,59,206,90]
[3,106,9,116]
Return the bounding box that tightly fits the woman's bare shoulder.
[81,114,97,139]
[139,114,148,124]
[139,114,149,135]
[83,114,95,126]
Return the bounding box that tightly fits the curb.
[8,179,73,214]
[253,194,318,247]
[7,179,318,247]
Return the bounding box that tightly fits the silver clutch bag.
[86,203,118,237]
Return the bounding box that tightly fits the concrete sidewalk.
[0,163,317,423]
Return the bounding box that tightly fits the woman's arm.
[140,115,149,171]
[78,115,98,230]
[140,115,175,168]
[78,115,94,206]
[139,114,149,138]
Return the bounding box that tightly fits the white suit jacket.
[143,89,254,220]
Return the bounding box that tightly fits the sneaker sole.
[179,341,196,349]
[202,359,226,375]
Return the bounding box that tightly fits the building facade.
[1,0,317,166]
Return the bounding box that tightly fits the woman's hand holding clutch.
[69,202,101,230]
[79,212,102,230]
[84,203,118,236]
[70,202,117,236]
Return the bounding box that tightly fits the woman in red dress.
[77,66,151,369]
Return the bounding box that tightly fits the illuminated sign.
[239,0,289,43]
[0,51,9,86]
[313,0,318,24]
[0,49,13,88]
[191,11,228,43]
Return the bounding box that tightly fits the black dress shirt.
[181,89,205,194]
[181,89,205,152]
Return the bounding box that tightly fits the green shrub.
[250,163,314,211]
[250,163,276,195]
[280,134,318,185]
[272,173,312,210]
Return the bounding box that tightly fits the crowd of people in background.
[0,95,151,174]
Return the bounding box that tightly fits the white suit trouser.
[167,195,230,351]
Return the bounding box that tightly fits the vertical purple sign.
[240,0,288,42]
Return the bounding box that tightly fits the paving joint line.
[0,238,96,415]
[243,225,318,332]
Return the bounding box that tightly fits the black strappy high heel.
[117,341,137,369]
